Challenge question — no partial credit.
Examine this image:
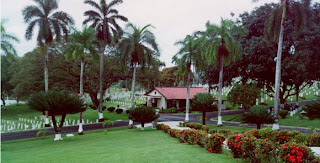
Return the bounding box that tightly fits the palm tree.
[172,35,203,122]
[253,0,309,130]
[83,0,128,122]
[1,20,19,59]
[118,23,159,127]
[202,19,246,126]
[64,27,98,135]
[22,0,74,127]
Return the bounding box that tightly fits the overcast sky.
[1,0,279,67]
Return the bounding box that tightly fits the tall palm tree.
[22,0,74,127]
[1,20,19,59]
[83,0,128,122]
[253,0,309,130]
[118,23,159,127]
[172,35,203,122]
[64,27,98,135]
[202,19,246,126]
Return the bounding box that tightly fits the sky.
[1,0,279,68]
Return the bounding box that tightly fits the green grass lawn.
[1,127,241,163]
[1,104,129,122]
[212,114,320,129]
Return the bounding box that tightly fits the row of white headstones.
[0,116,100,133]
[211,82,319,103]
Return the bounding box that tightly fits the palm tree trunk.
[185,68,191,122]
[78,57,84,135]
[44,44,50,127]
[217,57,224,126]
[98,47,104,122]
[273,0,286,130]
[129,63,137,128]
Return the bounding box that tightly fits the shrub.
[242,105,275,129]
[227,84,260,112]
[254,139,281,163]
[37,130,46,137]
[303,99,320,120]
[105,97,111,102]
[187,129,198,145]
[107,107,115,112]
[276,130,300,144]
[201,125,209,132]
[169,129,178,138]
[191,93,217,125]
[179,122,187,127]
[194,123,202,130]
[205,134,225,153]
[129,106,159,130]
[258,127,277,141]
[218,129,231,138]
[245,129,260,139]
[156,123,165,130]
[102,106,107,111]
[125,110,130,114]
[159,107,177,113]
[307,133,320,147]
[238,133,258,159]
[209,129,217,134]
[227,133,243,158]
[163,125,171,133]
[279,110,289,119]
[177,130,189,143]
[197,130,208,148]
[116,108,123,114]
[281,142,316,163]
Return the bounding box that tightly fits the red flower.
[291,149,296,154]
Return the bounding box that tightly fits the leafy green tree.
[83,0,128,121]
[129,105,159,131]
[119,23,159,108]
[253,0,311,130]
[63,27,98,134]
[118,23,159,127]
[1,20,19,58]
[227,84,260,112]
[191,93,217,125]
[28,90,86,141]
[242,105,275,129]
[1,55,18,108]
[22,0,74,126]
[201,19,246,126]
[172,35,203,122]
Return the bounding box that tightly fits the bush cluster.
[107,107,115,112]
[279,110,289,119]
[303,99,320,120]
[156,123,225,154]
[227,128,318,162]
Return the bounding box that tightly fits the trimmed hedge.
[116,109,123,114]
[107,107,115,112]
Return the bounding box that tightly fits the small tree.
[129,106,159,131]
[242,105,275,129]
[303,99,320,120]
[28,90,86,141]
[191,93,217,125]
[227,84,260,111]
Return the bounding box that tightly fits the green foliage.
[227,84,260,111]
[303,99,320,120]
[116,109,123,114]
[36,130,46,137]
[102,120,114,128]
[242,105,275,129]
[107,107,115,112]
[279,110,289,119]
[191,93,217,112]
[129,106,159,126]
[1,20,19,58]
[28,90,86,115]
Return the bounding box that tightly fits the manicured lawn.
[1,104,129,122]
[212,114,320,129]
[1,127,240,163]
